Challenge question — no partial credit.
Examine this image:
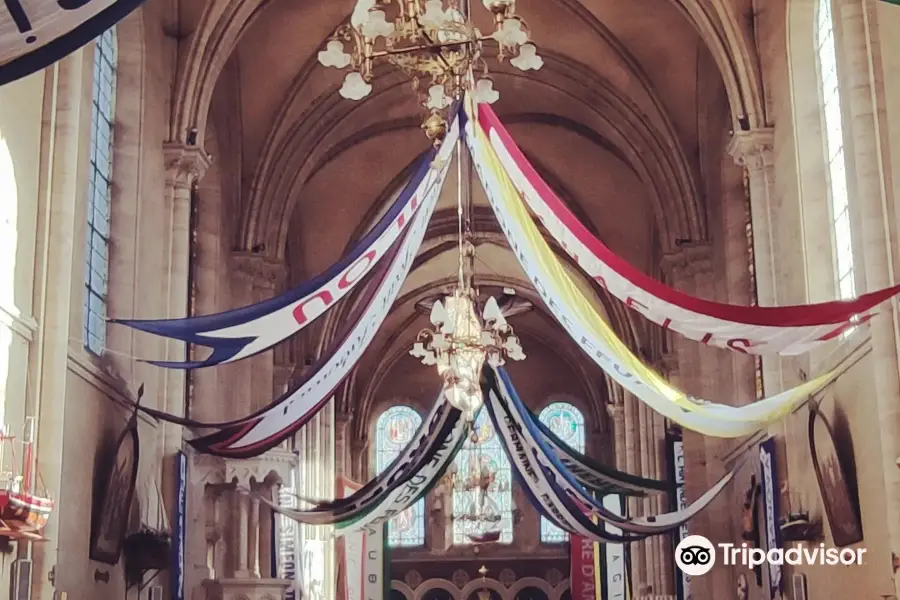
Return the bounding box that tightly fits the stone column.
[30,52,88,600]
[335,412,353,482]
[638,403,655,595]
[236,494,251,578]
[250,494,261,577]
[607,404,626,471]
[622,392,645,589]
[726,130,781,395]
[161,143,211,448]
[840,1,900,593]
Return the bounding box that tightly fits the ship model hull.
[0,491,54,539]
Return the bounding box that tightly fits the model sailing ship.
[0,417,54,540]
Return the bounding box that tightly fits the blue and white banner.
[759,438,782,600]
[113,108,460,369]
[172,451,187,600]
[486,366,736,539]
[0,0,147,87]
[187,119,457,457]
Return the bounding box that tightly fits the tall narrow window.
[452,411,513,544]
[84,27,117,354]
[817,0,855,300]
[539,402,585,543]
[375,405,425,547]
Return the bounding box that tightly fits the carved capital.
[224,447,298,487]
[163,142,212,190]
[606,404,624,422]
[660,243,714,283]
[231,252,287,291]
[727,128,774,172]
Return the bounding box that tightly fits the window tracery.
[538,402,585,543]
[85,28,117,354]
[375,405,426,547]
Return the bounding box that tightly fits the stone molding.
[191,447,297,488]
[726,128,774,172]
[659,243,715,281]
[163,141,212,190]
[231,252,288,290]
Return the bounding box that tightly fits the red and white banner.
[571,535,601,600]
[476,103,900,356]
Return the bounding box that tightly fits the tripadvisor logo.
[675,535,866,576]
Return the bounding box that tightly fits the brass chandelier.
[317,0,543,145]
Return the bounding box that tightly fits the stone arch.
[458,578,507,600]
[416,578,464,600]
[392,581,417,600]
[507,579,557,600]
[245,50,703,258]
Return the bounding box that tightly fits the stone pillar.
[726,130,780,394]
[661,245,732,600]
[840,1,900,593]
[161,143,211,448]
[622,392,645,589]
[30,52,88,600]
[335,412,353,482]
[607,404,626,471]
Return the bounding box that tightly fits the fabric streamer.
[112,143,450,368]
[336,407,467,535]
[465,104,837,438]
[475,103,899,356]
[482,369,646,543]
[187,119,458,457]
[363,524,388,600]
[529,407,669,497]
[0,0,147,86]
[488,366,737,537]
[255,403,463,527]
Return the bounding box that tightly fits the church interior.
[3,0,900,599]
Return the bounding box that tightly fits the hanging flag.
[336,478,364,600]
[363,524,389,600]
[0,0,147,87]
[601,495,628,600]
[255,403,463,527]
[475,102,897,356]
[486,366,737,538]
[530,407,670,496]
[571,533,601,600]
[112,142,449,368]
[187,121,456,457]
[337,407,466,535]
[466,107,838,438]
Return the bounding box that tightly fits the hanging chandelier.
[409,125,525,421]
[317,0,543,145]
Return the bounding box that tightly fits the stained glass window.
[816,0,856,303]
[538,402,585,543]
[375,405,425,547]
[84,27,117,355]
[451,411,513,545]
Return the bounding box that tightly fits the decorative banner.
[759,438,782,600]
[490,365,737,536]
[256,404,463,528]
[571,533,601,600]
[531,409,670,496]
[602,495,627,600]
[0,0,147,87]
[172,451,187,600]
[338,407,465,536]
[113,138,453,368]
[363,524,388,600]
[667,432,690,600]
[336,478,364,600]
[475,103,899,356]
[187,130,454,457]
[465,107,837,438]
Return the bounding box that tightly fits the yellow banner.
[465,101,836,437]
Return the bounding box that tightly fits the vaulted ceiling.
[178,0,763,429]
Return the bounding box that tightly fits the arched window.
[375,405,425,547]
[816,0,855,300]
[538,402,585,543]
[84,27,117,354]
[452,411,513,544]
